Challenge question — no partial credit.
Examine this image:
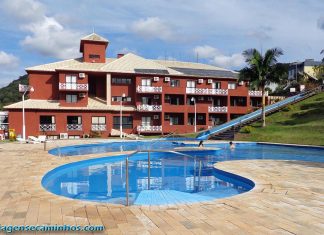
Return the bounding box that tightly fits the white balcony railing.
[91,124,106,131]
[59,83,89,91]
[0,123,9,130]
[137,104,162,112]
[137,125,162,132]
[249,90,268,97]
[136,86,162,93]
[208,106,228,113]
[186,88,228,95]
[67,124,82,131]
[39,124,56,131]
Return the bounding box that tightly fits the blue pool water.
[43,142,324,205]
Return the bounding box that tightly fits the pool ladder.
[124,150,203,206]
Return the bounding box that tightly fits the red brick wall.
[82,42,107,63]
[29,72,59,100]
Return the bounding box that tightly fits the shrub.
[240,125,254,134]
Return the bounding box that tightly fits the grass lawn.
[235,92,324,146]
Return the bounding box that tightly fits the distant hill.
[0,75,28,110]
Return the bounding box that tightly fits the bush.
[240,125,254,134]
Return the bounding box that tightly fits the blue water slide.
[196,92,309,140]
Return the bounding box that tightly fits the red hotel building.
[5,33,263,139]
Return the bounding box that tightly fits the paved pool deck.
[0,139,323,234]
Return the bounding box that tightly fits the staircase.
[197,86,323,140]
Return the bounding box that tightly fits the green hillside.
[236,92,324,146]
[0,75,28,110]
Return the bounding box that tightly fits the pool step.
[134,190,214,205]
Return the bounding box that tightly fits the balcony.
[67,124,82,131]
[39,124,56,131]
[249,90,268,97]
[208,106,228,113]
[59,83,89,91]
[186,88,228,95]
[137,125,162,132]
[137,104,162,112]
[0,123,8,131]
[137,86,162,93]
[91,124,106,131]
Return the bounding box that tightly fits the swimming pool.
[43,142,324,206]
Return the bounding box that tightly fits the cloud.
[1,0,82,59]
[0,51,19,68]
[117,47,137,54]
[193,45,245,68]
[318,17,324,30]
[130,17,176,41]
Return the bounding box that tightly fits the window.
[228,82,236,89]
[212,81,221,89]
[65,75,77,89]
[67,116,82,124]
[40,116,55,124]
[92,116,106,124]
[141,117,151,126]
[66,94,77,103]
[111,96,132,102]
[89,54,100,59]
[141,78,151,86]
[170,79,180,87]
[0,115,8,124]
[186,80,196,88]
[141,97,152,105]
[170,116,179,125]
[230,97,247,106]
[113,116,133,129]
[112,78,132,84]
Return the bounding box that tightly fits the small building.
[5,33,265,139]
[288,59,323,81]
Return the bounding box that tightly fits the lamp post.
[191,97,196,133]
[19,85,34,141]
[120,93,126,138]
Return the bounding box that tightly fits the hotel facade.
[5,33,264,139]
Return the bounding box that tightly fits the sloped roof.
[25,53,237,78]
[26,58,116,72]
[81,33,109,43]
[4,97,135,111]
[100,53,182,75]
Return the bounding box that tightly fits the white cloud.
[211,53,245,68]
[117,47,137,54]
[193,45,245,68]
[0,51,19,68]
[130,17,176,41]
[1,0,82,59]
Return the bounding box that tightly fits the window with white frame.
[66,94,77,103]
[212,81,221,89]
[65,75,77,89]
[91,116,106,125]
[186,80,196,88]
[141,78,151,86]
[228,82,236,89]
[141,117,151,126]
[111,96,132,102]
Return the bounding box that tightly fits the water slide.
[196,90,316,140]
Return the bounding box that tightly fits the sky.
[0,0,323,87]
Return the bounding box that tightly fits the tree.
[241,48,283,127]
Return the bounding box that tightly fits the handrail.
[197,86,322,140]
[124,149,202,206]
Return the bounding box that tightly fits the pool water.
[43,142,324,205]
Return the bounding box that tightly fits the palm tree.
[241,48,283,127]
